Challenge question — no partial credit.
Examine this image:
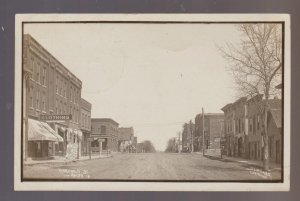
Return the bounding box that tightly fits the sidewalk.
[204,154,281,171]
[24,154,112,166]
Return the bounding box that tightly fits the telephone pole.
[190,120,194,153]
[202,107,205,156]
[178,132,181,153]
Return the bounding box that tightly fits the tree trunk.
[262,94,270,171]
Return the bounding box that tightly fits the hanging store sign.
[40,114,72,122]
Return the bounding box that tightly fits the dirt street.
[23,153,281,181]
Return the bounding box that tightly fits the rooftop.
[118,127,134,141]
[91,118,119,126]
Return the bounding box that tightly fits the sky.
[24,23,241,151]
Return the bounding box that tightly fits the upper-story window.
[55,99,58,114]
[41,67,46,86]
[249,118,253,133]
[64,81,66,97]
[101,125,106,134]
[29,87,33,108]
[42,92,46,112]
[241,119,244,132]
[36,90,40,110]
[36,63,40,83]
[56,76,58,94]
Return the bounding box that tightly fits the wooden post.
[99,140,102,157]
[190,120,194,153]
[202,107,205,156]
[88,139,91,160]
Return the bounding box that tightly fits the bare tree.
[142,140,156,153]
[165,137,178,153]
[219,24,282,171]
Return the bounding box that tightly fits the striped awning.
[28,118,63,142]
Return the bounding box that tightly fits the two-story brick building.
[246,95,281,161]
[194,113,224,152]
[91,118,119,152]
[221,97,248,158]
[222,94,282,162]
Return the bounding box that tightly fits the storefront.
[27,118,63,159]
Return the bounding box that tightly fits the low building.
[194,113,224,152]
[91,118,119,152]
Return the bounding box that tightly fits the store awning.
[28,118,63,142]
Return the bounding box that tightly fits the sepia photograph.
[14,14,290,191]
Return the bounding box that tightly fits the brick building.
[194,113,224,152]
[91,118,119,152]
[246,95,281,161]
[222,95,282,161]
[221,97,248,158]
[23,34,83,159]
[80,98,92,156]
[118,127,135,152]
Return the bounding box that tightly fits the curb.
[24,155,113,166]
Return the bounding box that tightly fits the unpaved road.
[23,153,281,181]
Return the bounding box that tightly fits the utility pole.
[202,107,205,156]
[178,132,181,153]
[190,120,194,153]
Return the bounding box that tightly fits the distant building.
[80,98,92,156]
[181,122,194,152]
[91,118,119,152]
[118,127,135,152]
[194,113,224,151]
[137,142,145,153]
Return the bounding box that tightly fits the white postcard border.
[14,14,290,191]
